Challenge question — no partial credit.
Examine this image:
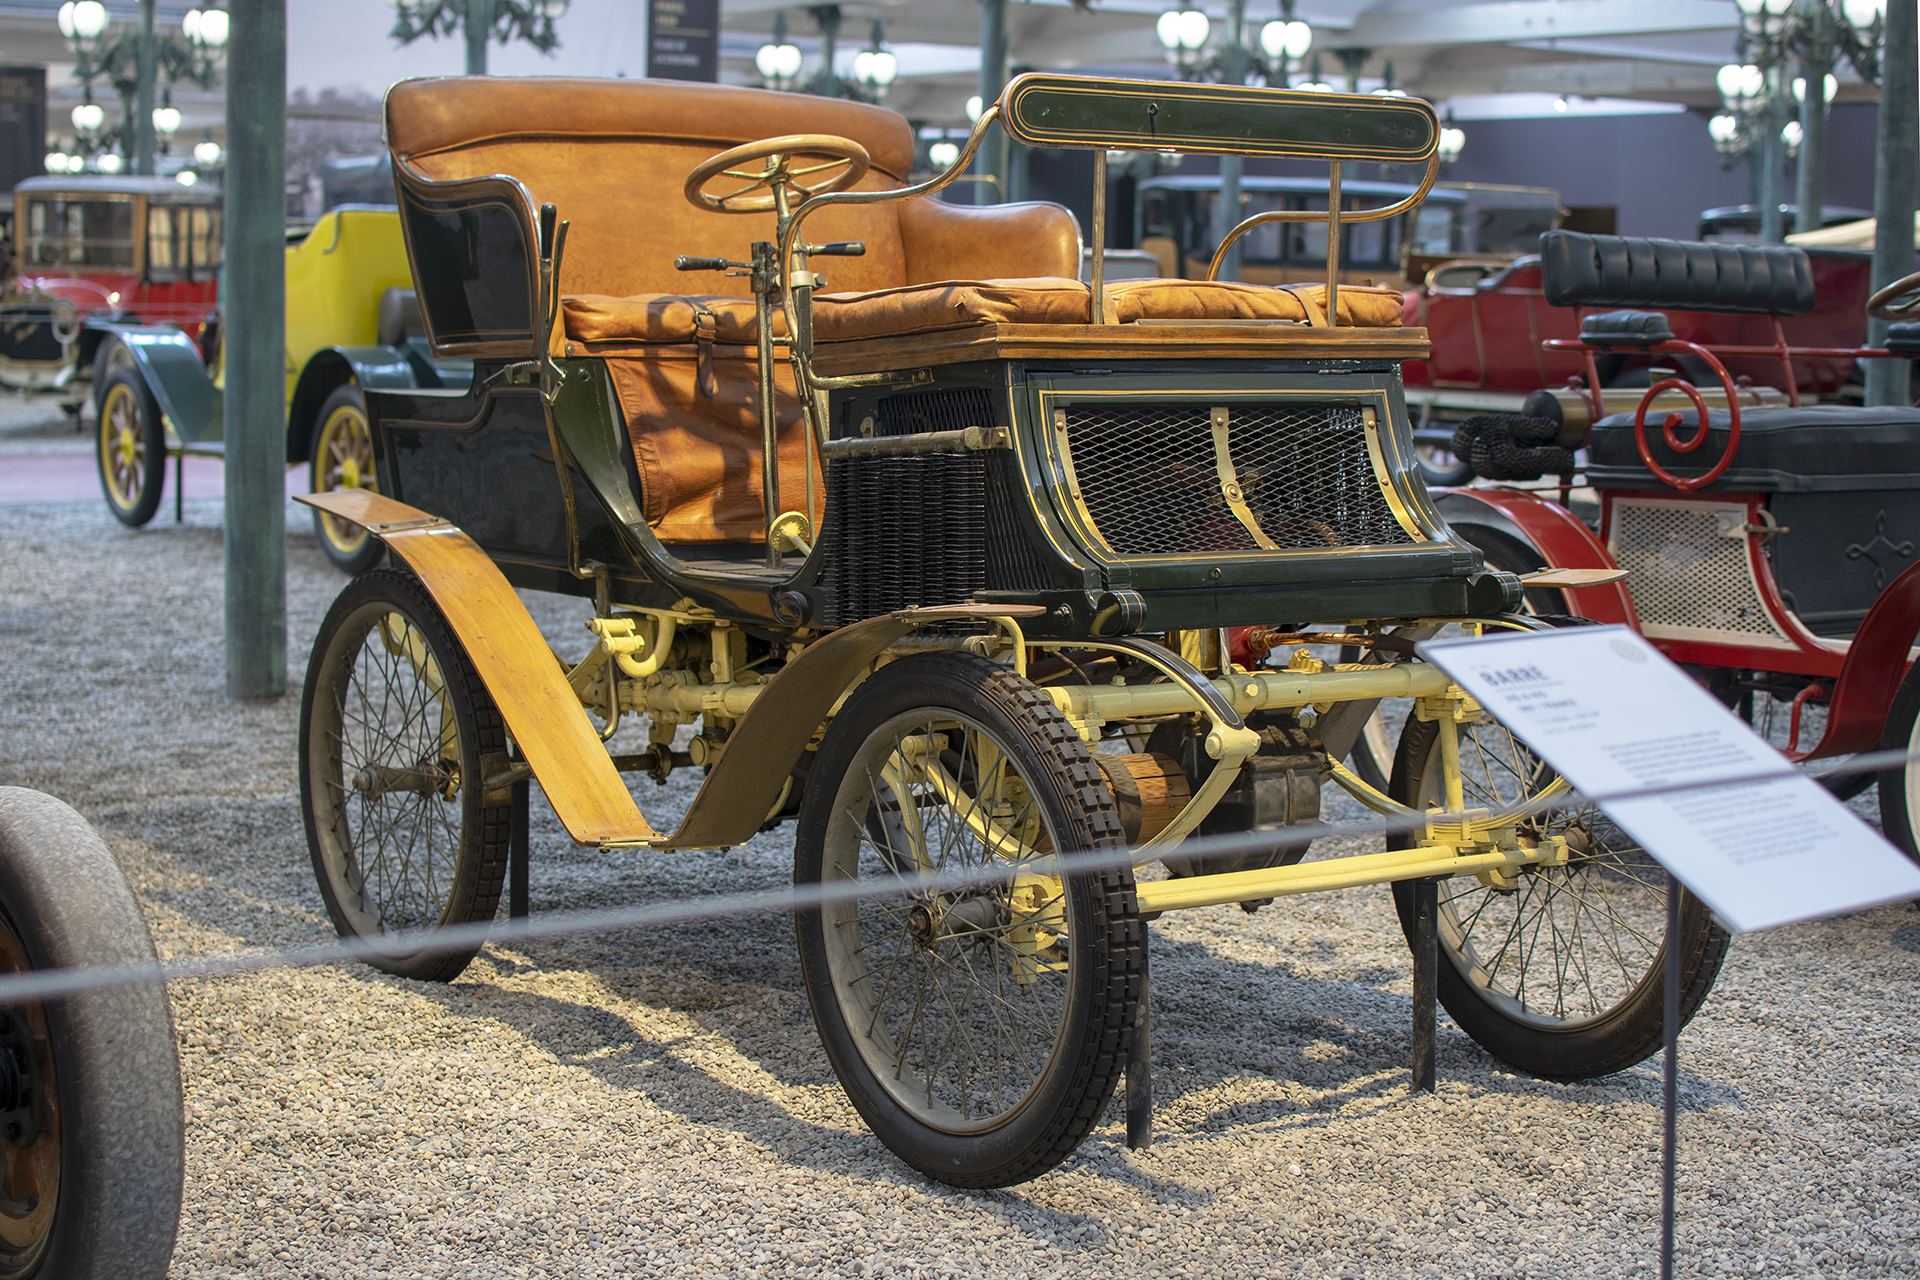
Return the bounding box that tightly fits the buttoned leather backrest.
[1540,230,1815,316]
[386,77,923,303]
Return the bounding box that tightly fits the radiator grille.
[1610,500,1788,639]
[1060,402,1416,558]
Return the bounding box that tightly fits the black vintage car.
[297,72,1724,1188]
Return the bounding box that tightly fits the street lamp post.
[1156,2,1312,280]
[1866,0,1914,408]
[57,1,228,175]
[390,0,568,77]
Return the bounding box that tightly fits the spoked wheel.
[309,384,385,575]
[299,568,510,982]
[1387,704,1730,1079]
[1877,663,1920,864]
[794,653,1142,1188]
[0,788,184,1280]
[95,369,165,528]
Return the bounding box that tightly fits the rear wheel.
[1387,696,1729,1079]
[309,384,385,575]
[794,653,1141,1188]
[1878,663,1920,864]
[0,788,183,1280]
[299,569,510,982]
[95,369,165,528]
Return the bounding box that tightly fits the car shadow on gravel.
[1136,931,1743,1133]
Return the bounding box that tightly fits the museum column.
[1867,0,1917,408]
[223,0,287,700]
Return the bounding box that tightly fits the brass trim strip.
[1208,406,1278,550]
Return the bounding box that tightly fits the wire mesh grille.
[1610,500,1788,638]
[1061,402,1415,557]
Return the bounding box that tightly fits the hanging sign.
[647,0,720,83]
[1418,625,1920,933]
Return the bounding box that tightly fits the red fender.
[1799,558,1920,761]
[1432,487,1638,627]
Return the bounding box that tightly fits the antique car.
[297,73,1730,1188]
[1432,230,1920,853]
[0,173,470,571]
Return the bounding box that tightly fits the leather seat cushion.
[563,294,781,346]
[806,277,1406,343]
[1579,309,1676,347]
[1587,404,1920,492]
[1887,321,1920,355]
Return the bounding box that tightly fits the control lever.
[805,241,866,257]
[674,255,746,273]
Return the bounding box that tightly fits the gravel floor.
[3,401,1918,1278]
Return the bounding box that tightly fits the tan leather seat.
[389,77,1079,544]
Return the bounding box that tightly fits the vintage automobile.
[1433,231,1920,854]
[0,173,470,571]
[296,73,1730,1189]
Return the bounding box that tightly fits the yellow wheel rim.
[314,399,377,556]
[97,382,145,511]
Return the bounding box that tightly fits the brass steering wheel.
[1868,269,1920,322]
[683,134,871,214]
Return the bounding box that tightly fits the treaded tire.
[0,788,183,1280]
[299,568,510,982]
[794,652,1141,1188]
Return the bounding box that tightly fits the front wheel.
[309,384,385,575]
[299,568,511,982]
[0,788,184,1280]
[1388,698,1730,1080]
[95,369,165,528]
[794,653,1142,1188]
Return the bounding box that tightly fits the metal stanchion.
[1126,938,1152,1149]
[1411,876,1438,1092]
[510,780,530,920]
[1661,871,1680,1280]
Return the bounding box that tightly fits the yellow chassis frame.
[302,488,1565,920]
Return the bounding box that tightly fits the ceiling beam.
[1347,0,1739,48]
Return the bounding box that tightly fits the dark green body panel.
[1002,74,1438,162]
[365,353,1510,638]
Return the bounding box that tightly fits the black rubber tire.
[307,384,386,576]
[0,788,183,1280]
[794,652,1142,1189]
[94,368,165,528]
[1385,665,1730,1079]
[1878,662,1920,864]
[299,568,511,982]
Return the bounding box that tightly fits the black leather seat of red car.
[1541,230,1816,315]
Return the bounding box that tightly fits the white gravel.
[3,400,1918,1278]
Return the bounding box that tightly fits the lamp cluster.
[1707,0,1884,164]
[1155,4,1312,86]
[50,1,230,175]
[756,12,896,103]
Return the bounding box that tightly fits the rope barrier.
[0,739,1913,1007]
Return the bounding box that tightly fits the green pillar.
[1793,47,1828,236]
[135,0,156,175]
[1758,64,1788,243]
[975,0,1007,205]
[1215,0,1252,282]
[467,0,492,75]
[1867,0,1917,408]
[223,0,287,701]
